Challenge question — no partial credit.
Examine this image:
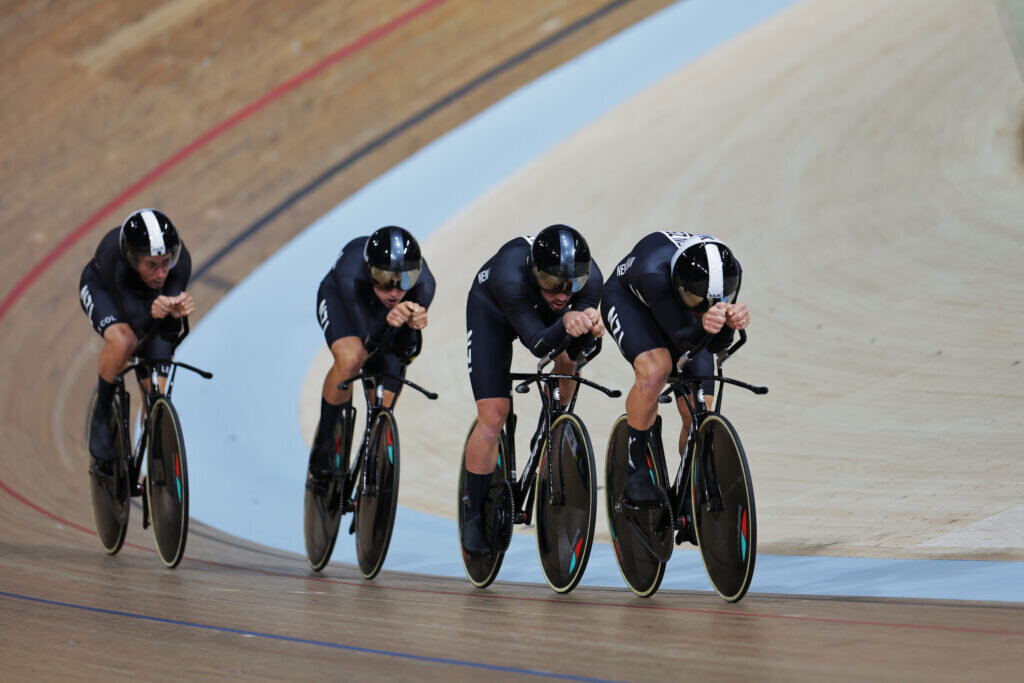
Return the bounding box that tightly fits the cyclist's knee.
[103,324,137,357]
[552,352,576,374]
[633,350,671,395]
[330,336,367,377]
[475,399,509,439]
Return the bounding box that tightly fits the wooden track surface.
[2,0,1022,679]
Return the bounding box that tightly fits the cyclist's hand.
[167,292,194,319]
[407,303,428,330]
[152,295,177,320]
[725,303,749,330]
[583,307,605,338]
[386,301,415,327]
[563,310,594,337]
[702,303,728,334]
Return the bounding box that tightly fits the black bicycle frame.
[502,337,619,523]
[337,328,437,505]
[110,357,213,500]
[656,330,767,513]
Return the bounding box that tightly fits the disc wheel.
[691,414,757,602]
[605,415,669,598]
[304,409,355,572]
[354,411,401,580]
[535,413,597,594]
[88,392,130,555]
[458,419,513,588]
[145,397,189,568]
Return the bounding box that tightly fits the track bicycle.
[87,351,212,568]
[605,330,767,600]
[304,330,437,579]
[458,336,621,593]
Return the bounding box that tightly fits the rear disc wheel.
[605,415,667,598]
[87,392,129,555]
[458,419,512,588]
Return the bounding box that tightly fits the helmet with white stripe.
[670,236,741,311]
[119,209,182,270]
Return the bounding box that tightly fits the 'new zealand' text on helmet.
[119,209,182,270]
[670,236,741,311]
[363,226,422,290]
[530,224,592,294]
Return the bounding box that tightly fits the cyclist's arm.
[494,280,568,358]
[331,252,387,348]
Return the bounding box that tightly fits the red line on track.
[0,0,447,326]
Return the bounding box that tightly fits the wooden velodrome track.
[2,0,1022,679]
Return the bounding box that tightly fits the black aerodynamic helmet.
[529,224,592,294]
[363,226,422,290]
[119,209,182,270]
[670,236,742,311]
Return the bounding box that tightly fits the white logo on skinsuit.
[466,329,473,373]
[80,285,95,319]
[607,306,625,348]
[478,268,490,284]
[318,300,329,331]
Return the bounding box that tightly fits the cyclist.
[600,231,749,535]
[308,225,435,488]
[79,209,193,476]
[461,224,605,554]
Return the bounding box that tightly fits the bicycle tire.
[303,410,353,572]
[145,397,189,568]
[691,414,756,602]
[354,411,400,580]
[535,413,597,594]
[458,419,512,588]
[605,415,668,598]
[87,392,130,555]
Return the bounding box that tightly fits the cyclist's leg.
[462,285,514,552]
[311,279,366,474]
[365,328,415,408]
[601,277,672,503]
[81,265,136,465]
[551,352,578,408]
[673,349,715,456]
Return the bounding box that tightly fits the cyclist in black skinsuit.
[308,226,435,487]
[600,231,750,525]
[461,224,605,554]
[79,209,194,475]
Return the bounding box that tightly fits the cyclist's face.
[372,283,407,308]
[539,287,570,311]
[137,255,173,289]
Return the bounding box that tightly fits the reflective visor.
[369,265,421,291]
[679,288,734,311]
[534,267,589,294]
